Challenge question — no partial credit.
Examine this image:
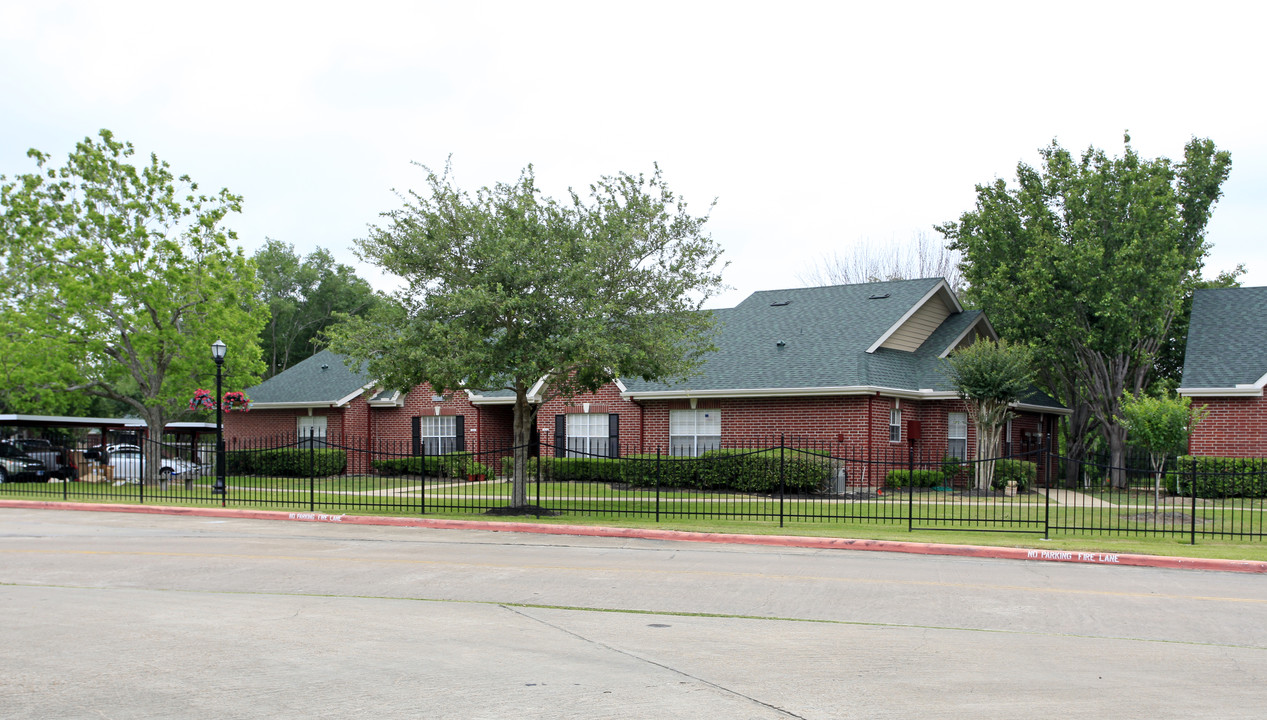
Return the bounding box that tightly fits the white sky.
[2,1,1263,309]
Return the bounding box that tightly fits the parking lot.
[2,508,1265,718]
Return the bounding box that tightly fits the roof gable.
[246,350,372,407]
[869,280,963,353]
[622,278,976,395]
[1180,286,1267,394]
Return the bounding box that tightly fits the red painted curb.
[4,499,1264,574]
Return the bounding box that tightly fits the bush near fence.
[502,449,831,494]
[1164,456,1267,498]
[883,459,1036,492]
[372,453,493,479]
[884,469,946,489]
[993,459,1037,492]
[226,449,347,477]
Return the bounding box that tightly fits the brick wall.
[1187,396,1267,456]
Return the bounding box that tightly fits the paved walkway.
[1039,487,1115,508]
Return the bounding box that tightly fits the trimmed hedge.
[226,448,346,477]
[373,452,492,479]
[503,450,832,494]
[1165,456,1267,498]
[884,469,946,489]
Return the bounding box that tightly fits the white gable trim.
[1178,370,1267,397]
[866,280,961,354]
[366,390,406,408]
[938,314,1000,358]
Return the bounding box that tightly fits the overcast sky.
[3,1,1263,309]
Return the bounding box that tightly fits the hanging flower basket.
[221,391,252,413]
[189,389,216,411]
[188,389,252,413]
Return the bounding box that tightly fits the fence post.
[420,437,427,516]
[779,434,786,528]
[1190,457,1197,545]
[308,427,316,512]
[907,444,914,533]
[655,447,661,524]
[1043,435,1051,540]
[535,445,541,508]
[139,438,145,505]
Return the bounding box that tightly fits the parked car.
[104,448,208,484]
[12,438,77,480]
[0,442,49,483]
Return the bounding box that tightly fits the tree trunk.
[1151,453,1166,515]
[141,407,167,486]
[1062,401,1095,488]
[510,392,534,508]
[1106,422,1129,489]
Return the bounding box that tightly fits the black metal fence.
[3,433,1264,542]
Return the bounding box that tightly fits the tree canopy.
[940,338,1035,489]
[254,239,378,378]
[1119,391,1208,511]
[938,135,1231,484]
[0,130,265,465]
[327,162,726,507]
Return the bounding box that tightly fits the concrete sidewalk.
[2,498,1264,574]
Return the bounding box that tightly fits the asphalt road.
[1,508,1265,719]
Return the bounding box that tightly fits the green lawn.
[5,474,1264,562]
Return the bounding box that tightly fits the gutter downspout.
[867,393,875,486]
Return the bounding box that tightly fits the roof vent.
[776,340,786,347]
[320,364,329,370]
[868,293,890,300]
[770,300,791,307]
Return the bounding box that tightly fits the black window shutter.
[454,415,465,452]
[554,415,566,458]
[411,417,421,456]
[608,414,620,458]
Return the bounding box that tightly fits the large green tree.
[939,135,1231,486]
[327,163,725,508]
[254,239,378,378]
[0,130,266,476]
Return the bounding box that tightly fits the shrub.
[692,449,830,494]
[1165,456,1267,498]
[372,452,491,479]
[226,448,346,477]
[991,459,1037,492]
[884,469,946,489]
[504,449,832,494]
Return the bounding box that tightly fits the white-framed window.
[297,416,327,447]
[947,412,968,460]
[1004,418,1013,455]
[889,408,901,443]
[566,413,610,458]
[669,409,721,457]
[419,415,458,455]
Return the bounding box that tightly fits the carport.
[0,415,216,464]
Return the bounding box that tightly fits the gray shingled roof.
[624,278,968,393]
[246,350,371,405]
[1181,286,1267,389]
[250,279,1063,410]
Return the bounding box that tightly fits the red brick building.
[227,279,1064,471]
[1179,286,1267,456]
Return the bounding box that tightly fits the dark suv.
[13,438,77,480]
[0,442,48,483]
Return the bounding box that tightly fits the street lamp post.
[212,339,226,495]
